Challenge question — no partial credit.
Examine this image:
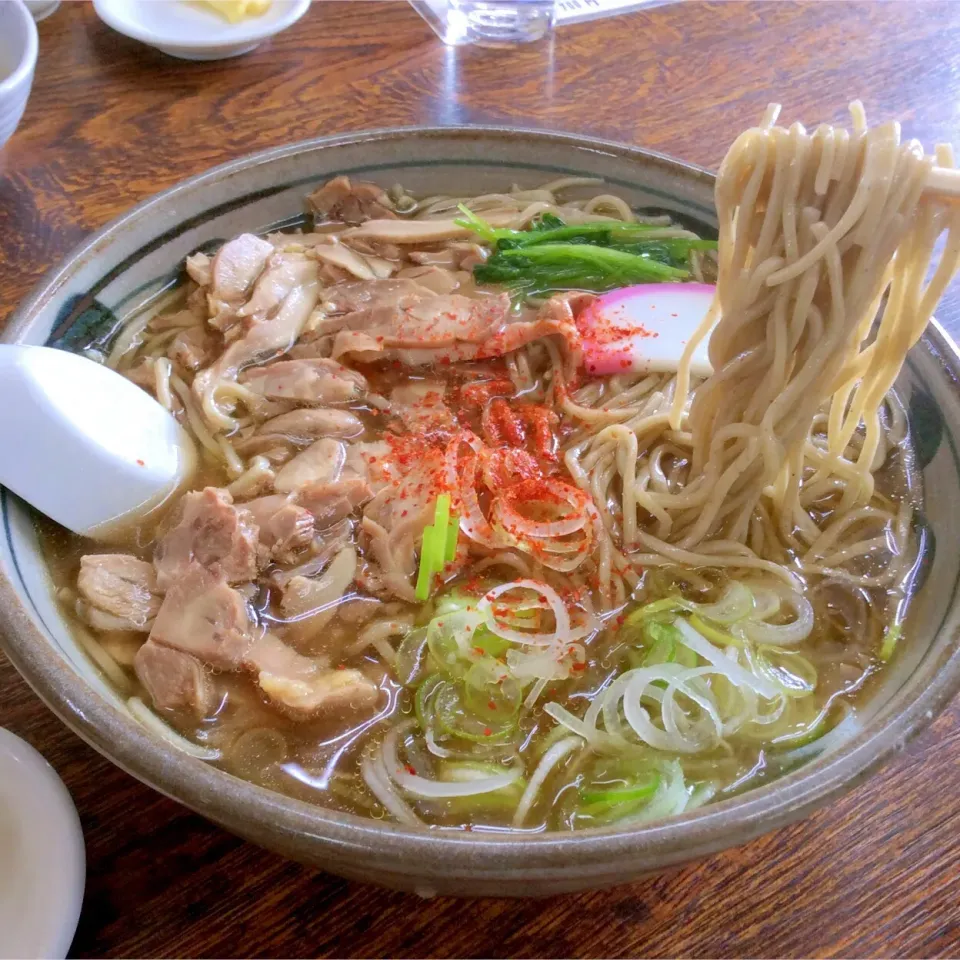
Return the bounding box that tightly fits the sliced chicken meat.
[389,297,584,372]
[342,211,515,244]
[232,406,362,461]
[313,281,583,370]
[149,564,254,669]
[257,665,379,719]
[395,264,460,295]
[236,253,319,322]
[244,494,315,563]
[360,446,451,601]
[185,251,212,287]
[274,437,346,493]
[207,233,274,323]
[390,380,454,432]
[340,441,393,494]
[297,477,373,528]
[256,408,364,442]
[250,634,378,719]
[408,241,486,270]
[317,278,433,320]
[169,325,216,372]
[154,487,259,590]
[77,554,161,632]
[473,311,583,375]
[310,241,396,282]
[329,292,512,362]
[280,546,358,642]
[240,357,368,404]
[192,258,320,413]
[307,176,397,225]
[134,640,214,716]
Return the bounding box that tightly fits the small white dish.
[0,0,38,149]
[92,0,311,61]
[0,729,85,960]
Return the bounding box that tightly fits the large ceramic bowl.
[2,129,960,897]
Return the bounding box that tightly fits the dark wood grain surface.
[2,2,960,956]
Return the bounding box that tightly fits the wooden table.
[2,2,959,956]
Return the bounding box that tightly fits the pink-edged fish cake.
[578,283,715,376]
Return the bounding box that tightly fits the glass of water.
[453,0,556,44]
[412,0,556,46]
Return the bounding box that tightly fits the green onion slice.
[415,494,460,601]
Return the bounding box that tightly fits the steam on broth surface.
[41,104,960,832]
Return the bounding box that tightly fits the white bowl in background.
[23,1,60,23]
[0,729,85,960]
[0,0,38,150]
[92,0,311,61]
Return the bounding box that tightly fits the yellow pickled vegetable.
[194,0,272,23]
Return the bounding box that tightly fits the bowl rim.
[2,124,960,876]
[0,0,38,97]
[91,0,312,51]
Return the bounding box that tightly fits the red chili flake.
[405,764,417,776]
[136,459,145,466]
[336,664,346,670]
[488,699,497,711]
[473,646,485,656]
[483,727,492,737]
[572,663,586,672]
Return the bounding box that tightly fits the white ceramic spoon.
[0,345,196,538]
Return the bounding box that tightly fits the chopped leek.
[580,776,660,806]
[395,626,428,687]
[441,761,527,814]
[625,597,692,626]
[415,674,445,730]
[415,494,459,601]
[463,658,523,718]
[644,620,698,669]
[687,613,746,649]
[879,623,901,662]
[435,680,518,742]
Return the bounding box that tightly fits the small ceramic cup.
[0,0,37,150]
